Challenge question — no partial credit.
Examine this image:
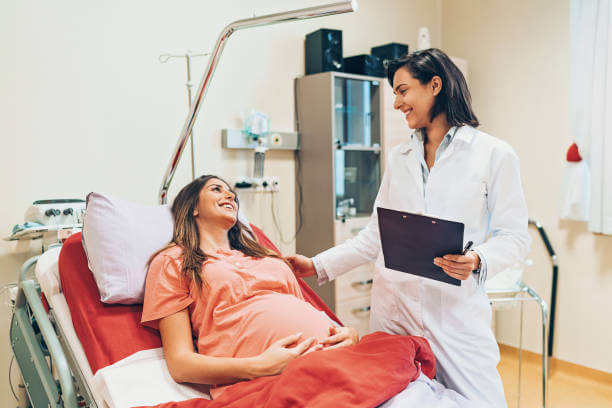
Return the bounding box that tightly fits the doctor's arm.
[472,147,531,282]
[288,158,392,282]
[435,148,530,282]
[159,309,317,385]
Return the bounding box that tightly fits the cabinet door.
[333,77,381,147]
[336,296,372,338]
[334,149,381,217]
[334,218,373,335]
[335,264,373,302]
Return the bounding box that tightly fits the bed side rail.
[11,256,78,408]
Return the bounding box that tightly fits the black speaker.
[305,28,343,75]
[343,54,385,77]
[371,42,409,66]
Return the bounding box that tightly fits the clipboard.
[377,207,464,286]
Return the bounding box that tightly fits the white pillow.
[82,192,174,304]
[82,191,251,304]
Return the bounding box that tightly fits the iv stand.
[158,51,210,180]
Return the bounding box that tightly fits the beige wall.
[0,0,440,405]
[442,0,612,373]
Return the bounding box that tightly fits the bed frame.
[11,255,94,408]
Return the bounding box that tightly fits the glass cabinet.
[334,149,380,218]
[332,76,381,219]
[333,77,381,147]
[295,71,386,335]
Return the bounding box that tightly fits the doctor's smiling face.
[387,48,479,131]
[393,67,441,129]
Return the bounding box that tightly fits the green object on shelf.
[12,222,45,235]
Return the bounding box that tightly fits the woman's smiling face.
[193,178,238,229]
[392,67,440,130]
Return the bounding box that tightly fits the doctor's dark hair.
[149,174,281,290]
[386,48,479,128]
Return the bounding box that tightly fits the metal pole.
[529,219,558,358]
[186,51,195,180]
[158,1,359,203]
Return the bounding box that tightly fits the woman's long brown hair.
[150,175,283,289]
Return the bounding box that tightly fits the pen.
[462,240,474,255]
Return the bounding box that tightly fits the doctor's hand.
[285,254,316,278]
[320,326,359,350]
[434,251,480,281]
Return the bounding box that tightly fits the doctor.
[288,48,530,407]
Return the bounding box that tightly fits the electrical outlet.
[265,176,280,192]
[252,176,280,192]
[232,176,279,192]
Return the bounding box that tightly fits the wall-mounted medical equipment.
[222,129,299,151]
[158,0,358,204]
[222,128,299,182]
[5,199,85,243]
[240,110,272,179]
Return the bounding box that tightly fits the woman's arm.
[160,309,317,385]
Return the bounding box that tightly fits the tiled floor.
[498,345,612,408]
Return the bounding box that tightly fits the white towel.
[92,348,211,408]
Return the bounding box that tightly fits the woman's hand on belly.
[320,326,359,350]
[249,333,320,378]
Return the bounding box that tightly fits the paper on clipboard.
[376,207,464,286]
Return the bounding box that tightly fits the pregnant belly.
[210,293,333,359]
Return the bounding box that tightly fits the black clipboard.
[377,207,464,286]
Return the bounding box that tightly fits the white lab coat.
[316,125,530,407]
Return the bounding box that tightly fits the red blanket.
[139,331,435,408]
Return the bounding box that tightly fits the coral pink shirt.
[141,246,332,395]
